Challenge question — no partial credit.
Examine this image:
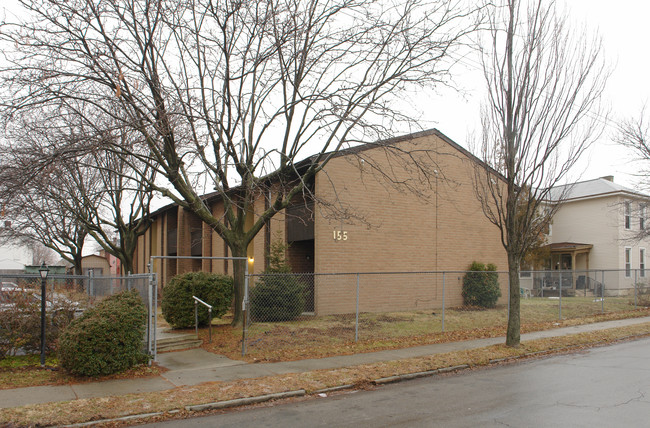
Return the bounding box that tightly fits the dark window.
[286,202,314,242]
[640,248,646,278]
[190,228,202,257]
[640,204,646,230]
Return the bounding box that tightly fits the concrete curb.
[373,364,470,385]
[61,411,173,427]
[313,384,355,394]
[185,389,306,412]
[39,331,650,427]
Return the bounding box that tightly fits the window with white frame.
[625,201,631,229]
[625,247,632,277]
[641,248,646,278]
[641,204,646,230]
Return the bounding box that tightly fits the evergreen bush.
[58,290,148,376]
[250,240,305,322]
[462,262,501,308]
[161,271,233,329]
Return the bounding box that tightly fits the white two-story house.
[534,176,650,296]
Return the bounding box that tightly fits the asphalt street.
[146,337,650,427]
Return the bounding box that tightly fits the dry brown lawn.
[2,322,650,427]
[200,298,650,362]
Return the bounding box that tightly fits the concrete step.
[157,338,203,352]
[156,329,203,353]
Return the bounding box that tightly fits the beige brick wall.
[313,132,507,315]
[150,220,160,275]
[201,220,213,272]
[175,207,191,274]
[251,196,266,275]
[134,131,507,314]
[210,201,229,275]
[135,234,145,273]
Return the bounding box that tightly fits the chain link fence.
[242,269,650,356]
[243,270,509,356]
[0,272,157,359]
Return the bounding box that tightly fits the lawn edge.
[5,324,650,427]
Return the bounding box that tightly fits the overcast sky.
[2,0,647,190]
[423,0,650,189]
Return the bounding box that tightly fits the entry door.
[560,254,572,270]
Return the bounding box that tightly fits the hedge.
[58,290,148,377]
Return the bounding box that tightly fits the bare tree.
[618,109,650,186]
[29,242,57,266]
[80,147,155,275]
[1,0,479,325]
[0,180,90,275]
[0,109,154,275]
[616,108,650,241]
[0,115,91,274]
[472,0,609,346]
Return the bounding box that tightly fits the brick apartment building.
[132,129,507,315]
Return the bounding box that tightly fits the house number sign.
[333,230,348,241]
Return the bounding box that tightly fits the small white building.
[0,242,31,272]
[536,176,650,295]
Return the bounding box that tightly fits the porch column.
[572,252,577,289]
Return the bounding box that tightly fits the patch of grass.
[3,323,650,427]
[0,356,166,390]
[195,298,650,362]
[0,354,58,370]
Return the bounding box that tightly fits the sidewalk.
[2,316,649,409]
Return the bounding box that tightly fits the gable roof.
[548,177,648,202]
[148,128,491,218]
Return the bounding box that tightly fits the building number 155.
[333,230,348,241]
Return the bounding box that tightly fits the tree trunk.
[73,253,83,276]
[506,252,521,347]
[120,251,134,276]
[231,245,247,327]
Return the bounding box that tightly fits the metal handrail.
[193,296,213,343]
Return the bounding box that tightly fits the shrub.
[0,289,76,358]
[250,240,305,322]
[58,290,148,377]
[462,262,501,308]
[161,272,233,329]
[635,283,650,307]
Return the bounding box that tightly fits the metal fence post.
[601,270,605,313]
[507,273,510,321]
[208,308,213,343]
[634,269,638,309]
[88,269,94,297]
[441,272,445,332]
[147,259,158,363]
[194,299,199,337]
[558,271,562,320]
[146,264,153,361]
[355,273,360,342]
[242,261,249,357]
[153,272,158,361]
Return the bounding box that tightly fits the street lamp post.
[39,262,49,367]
